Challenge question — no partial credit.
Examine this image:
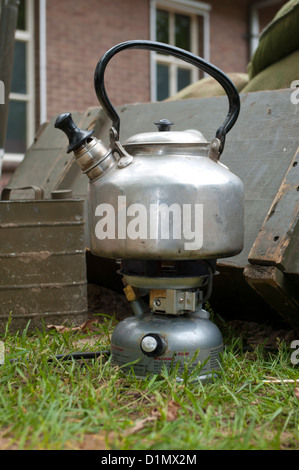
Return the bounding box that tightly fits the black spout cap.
[55,113,94,153]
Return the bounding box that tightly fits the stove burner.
[121,259,216,279]
[119,259,216,316]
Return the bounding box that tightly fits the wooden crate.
[6,89,299,328]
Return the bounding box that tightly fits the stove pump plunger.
[55,40,244,382]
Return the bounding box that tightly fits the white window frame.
[150,0,211,101]
[5,0,35,165]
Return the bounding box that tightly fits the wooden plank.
[7,90,299,266]
[283,225,299,274]
[6,92,299,253]
[3,89,299,325]
[248,147,299,271]
[244,264,299,330]
[96,90,299,269]
[5,109,98,199]
[53,107,102,196]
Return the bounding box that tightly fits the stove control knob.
[140,334,166,357]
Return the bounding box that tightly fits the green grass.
[0,313,298,450]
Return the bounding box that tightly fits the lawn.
[0,310,298,451]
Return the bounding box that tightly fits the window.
[5,0,35,157]
[151,0,211,101]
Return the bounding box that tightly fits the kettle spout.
[55,113,116,181]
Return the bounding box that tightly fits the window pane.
[177,68,192,91]
[17,0,26,31]
[11,41,27,94]
[157,64,169,101]
[175,14,191,51]
[6,101,27,153]
[156,9,169,44]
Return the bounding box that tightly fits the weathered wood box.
[5,89,299,329]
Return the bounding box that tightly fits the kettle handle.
[94,40,240,158]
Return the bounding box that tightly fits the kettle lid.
[124,119,208,147]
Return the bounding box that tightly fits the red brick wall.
[208,0,286,73]
[46,0,151,120]
[44,0,286,121]
[208,0,252,73]
[258,1,285,32]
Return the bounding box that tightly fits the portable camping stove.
[110,259,223,381]
[55,40,244,382]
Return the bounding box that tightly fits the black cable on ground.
[0,349,111,366]
[50,350,111,362]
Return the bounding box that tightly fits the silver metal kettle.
[55,40,244,382]
[55,40,243,262]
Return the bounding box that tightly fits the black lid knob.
[154,119,174,132]
[55,113,94,153]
